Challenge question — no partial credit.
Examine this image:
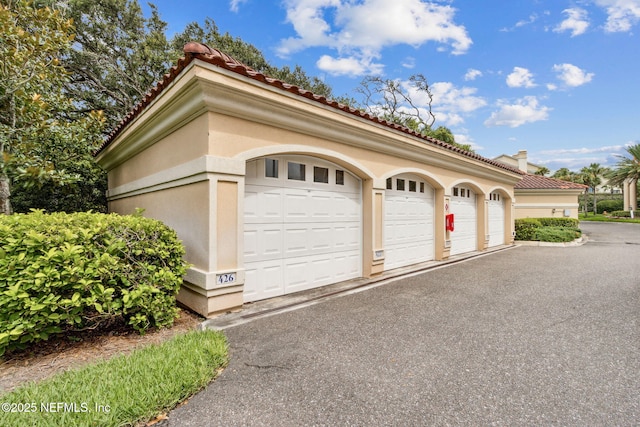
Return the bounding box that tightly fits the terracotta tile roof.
[515,174,588,190]
[94,42,523,176]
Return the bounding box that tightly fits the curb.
[515,235,587,247]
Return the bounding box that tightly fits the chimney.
[514,150,528,172]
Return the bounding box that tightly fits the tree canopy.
[607,144,640,187]
[0,0,104,214]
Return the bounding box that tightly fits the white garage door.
[450,185,477,256]
[384,174,435,270]
[243,155,362,302]
[488,192,505,247]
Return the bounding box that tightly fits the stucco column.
[623,180,630,211]
[630,179,638,213]
[366,179,385,276]
[180,174,245,317]
[438,192,450,260]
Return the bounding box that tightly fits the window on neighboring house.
[314,166,329,183]
[386,177,393,190]
[453,187,459,197]
[420,182,425,193]
[336,170,345,185]
[409,180,417,192]
[288,162,306,181]
[396,179,405,191]
[265,158,278,178]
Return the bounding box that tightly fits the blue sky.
[144,0,640,172]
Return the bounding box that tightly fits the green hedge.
[514,218,541,241]
[610,210,632,217]
[597,199,624,214]
[515,217,581,242]
[0,211,188,356]
[536,217,579,228]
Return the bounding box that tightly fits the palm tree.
[580,163,606,215]
[534,166,550,176]
[607,144,640,211]
[552,168,579,182]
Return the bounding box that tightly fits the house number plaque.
[216,272,237,285]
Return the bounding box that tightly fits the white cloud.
[229,0,248,12]
[554,8,590,36]
[464,68,482,81]
[453,132,484,151]
[484,96,551,128]
[430,82,487,113]
[594,0,640,32]
[316,54,384,76]
[427,82,487,127]
[402,56,416,69]
[500,11,550,32]
[552,63,594,87]
[278,0,472,76]
[539,145,630,156]
[506,67,536,88]
[536,144,637,170]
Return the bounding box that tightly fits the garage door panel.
[333,193,360,218]
[244,224,283,263]
[284,191,309,219]
[283,227,308,255]
[333,224,361,250]
[284,250,360,295]
[245,186,283,223]
[243,260,285,301]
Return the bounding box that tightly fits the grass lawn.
[0,329,227,427]
[579,213,640,223]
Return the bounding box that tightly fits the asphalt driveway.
[162,222,640,426]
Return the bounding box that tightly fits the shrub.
[0,211,188,356]
[597,199,624,214]
[610,210,631,217]
[515,217,581,242]
[514,218,542,241]
[533,226,581,243]
[537,217,579,228]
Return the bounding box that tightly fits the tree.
[356,75,435,129]
[607,143,640,211]
[171,18,334,99]
[65,0,174,131]
[607,144,640,186]
[354,75,473,152]
[552,168,579,182]
[0,0,104,214]
[580,163,606,215]
[534,166,550,176]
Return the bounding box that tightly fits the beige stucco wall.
[109,181,211,271]
[96,59,522,317]
[514,191,583,219]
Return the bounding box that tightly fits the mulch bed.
[0,309,204,393]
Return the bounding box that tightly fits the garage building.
[95,43,522,317]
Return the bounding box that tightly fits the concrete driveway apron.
[161,222,640,426]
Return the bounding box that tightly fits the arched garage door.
[488,192,505,247]
[450,185,477,256]
[243,155,362,302]
[384,174,435,270]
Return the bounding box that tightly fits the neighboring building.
[494,151,587,219]
[494,150,543,175]
[514,174,587,219]
[95,43,523,317]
